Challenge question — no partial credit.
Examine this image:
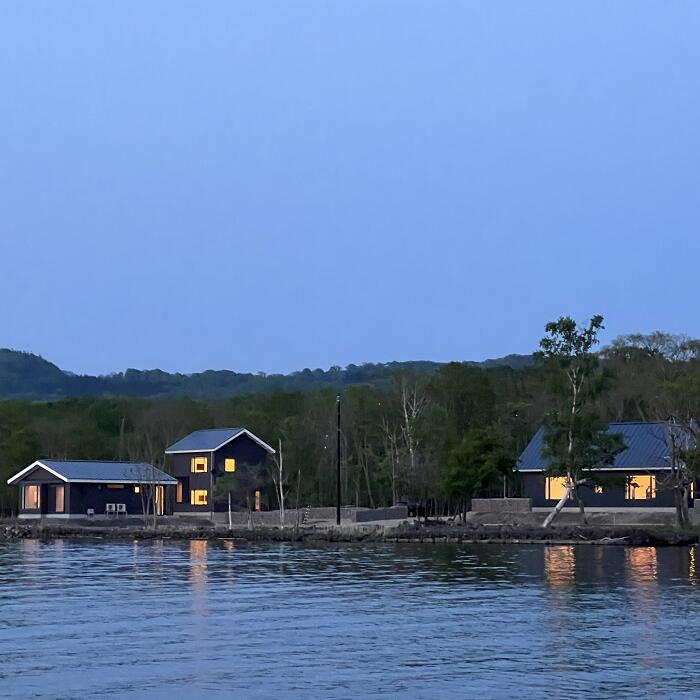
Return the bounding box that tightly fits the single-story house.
[164,427,275,514]
[7,459,177,519]
[517,421,695,512]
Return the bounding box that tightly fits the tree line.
[0,322,699,519]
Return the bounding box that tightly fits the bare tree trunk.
[542,476,572,527]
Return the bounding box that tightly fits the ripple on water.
[1,540,700,699]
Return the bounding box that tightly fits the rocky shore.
[0,519,697,546]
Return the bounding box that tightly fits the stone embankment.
[1,519,697,546]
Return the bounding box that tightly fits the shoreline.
[1,520,697,547]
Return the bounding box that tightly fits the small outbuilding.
[7,459,177,519]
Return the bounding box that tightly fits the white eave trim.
[165,428,276,455]
[7,461,177,486]
[518,466,673,473]
[7,461,68,485]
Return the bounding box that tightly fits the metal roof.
[517,421,677,472]
[7,460,177,485]
[165,428,275,454]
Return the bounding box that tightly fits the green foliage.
[1,325,700,518]
[441,428,513,501]
[0,348,534,401]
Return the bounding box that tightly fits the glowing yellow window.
[690,482,695,499]
[255,490,261,511]
[54,485,65,513]
[626,474,656,500]
[190,489,208,506]
[133,485,140,494]
[225,458,236,473]
[23,484,40,509]
[595,485,604,494]
[191,457,208,473]
[545,477,571,501]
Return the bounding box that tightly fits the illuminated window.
[191,490,208,506]
[595,485,604,494]
[626,474,656,500]
[545,477,571,501]
[23,484,39,510]
[54,485,65,513]
[225,458,236,473]
[176,480,183,503]
[690,482,695,499]
[107,484,125,489]
[191,457,208,473]
[133,485,140,494]
[255,490,261,512]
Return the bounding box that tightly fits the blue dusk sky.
[1,2,699,375]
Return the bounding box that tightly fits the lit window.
[626,475,656,500]
[176,480,183,504]
[690,482,695,499]
[107,484,125,489]
[191,490,208,506]
[54,485,65,513]
[225,458,236,473]
[545,477,571,501]
[255,490,261,512]
[595,485,604,494]
[23,484,39,510]
[133,485,140,494]
[191,457,208,473]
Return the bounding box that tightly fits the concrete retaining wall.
[470,498,532,513]
[197,505,410,527]
[354,505,408,522]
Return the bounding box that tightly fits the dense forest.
[0,327,699,517]
[0,349,533,400]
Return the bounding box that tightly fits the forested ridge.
[0,349,533,400]
[1,329,699,517]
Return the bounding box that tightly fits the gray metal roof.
[165,428,275,454]
[517,421,677,471]
[8,460,177,484]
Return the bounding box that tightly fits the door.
[155,485,164,516]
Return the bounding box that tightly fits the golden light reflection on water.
[190,540,209,586]
[626,547,658,585]
[222,539,237,552]
[544,546,575,589]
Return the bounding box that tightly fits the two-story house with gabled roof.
[165,427,275,515]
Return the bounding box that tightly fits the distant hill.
[0,348,535,401]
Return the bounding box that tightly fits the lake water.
[1,540,699,699]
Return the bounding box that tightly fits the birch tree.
[538,316,624,527]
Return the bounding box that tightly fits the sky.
[1,2,699,376]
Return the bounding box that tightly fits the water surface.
[1,540,698,699]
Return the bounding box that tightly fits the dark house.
[7,460,177,519]
[517,421,695,511]
[164,428,275,514]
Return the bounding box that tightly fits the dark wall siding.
[20,466,63,483]
[170,434,270,513]
[67,483,150,516]
[522,471,678,508]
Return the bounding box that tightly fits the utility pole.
[336,393,341,526]
[210,450,214,523]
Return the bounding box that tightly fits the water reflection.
[544,545,576,589]
[1,540,700,699]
